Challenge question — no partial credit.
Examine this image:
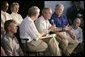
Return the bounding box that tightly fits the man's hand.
[68,31,76,40]
[64,26,71,32]
[56,32,66,40]
[49,25,56,32]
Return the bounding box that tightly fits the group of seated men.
[1,1,83,56]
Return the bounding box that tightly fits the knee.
[62,39,68,47]
[43,42,48,49]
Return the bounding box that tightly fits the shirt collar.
[72,25,80,30]
[11,12,17,14]
[41,16,48,22]
[1,10,6,15]
[6,33,15,39]
[27,16,34,23]
[53,12,63,18]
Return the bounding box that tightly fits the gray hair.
[55,3,64,10]
[11,2,19,6]
[28,6,40,17]
[42,7,52,14]
[11,2,19,12]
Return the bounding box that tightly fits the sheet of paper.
[41,34,56,39]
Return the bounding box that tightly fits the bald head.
[74,18,81,28]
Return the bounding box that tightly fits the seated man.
[71,17,83,43]
[35,7,61,56]
[70,17,84,55]
[20,6,48,53]
[1,20,23,56]
[50,3,78,56]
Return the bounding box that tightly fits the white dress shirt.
[1,10,12,26]
[35,16,51,33]
[20,16,41,43]
[1,10,12,39]
[71,27,83,43]
[11,12,23,26]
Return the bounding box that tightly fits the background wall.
[1,0,84,18]
[1,0,44,18]
[44,1,84,15]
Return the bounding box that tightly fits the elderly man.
[20,6,48,53]
[50,4,78,56]
[1,20,23,56]
[35,8,56,36]
[35,7,61,56]
[71,17,83,43]
[70,17,84,55]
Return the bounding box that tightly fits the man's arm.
[1,47,6,56]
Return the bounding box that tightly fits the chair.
[21,39,45,56]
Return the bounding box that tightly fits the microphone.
[49,19,55,34]
[51,19,55,25]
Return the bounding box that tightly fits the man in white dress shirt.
[10,2,23,26]
[35,8,61,56]
[1,1,12,39]
[20,6,48,53]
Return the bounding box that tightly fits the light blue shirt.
[71,27,83,43]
